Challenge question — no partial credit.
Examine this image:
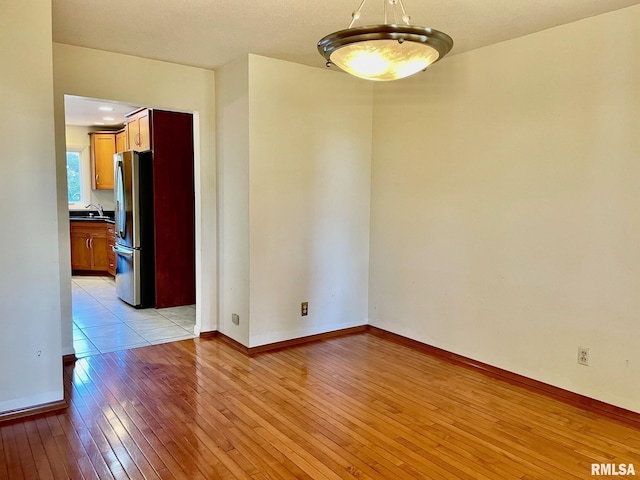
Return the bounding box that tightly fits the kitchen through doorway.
[65,95,198,356]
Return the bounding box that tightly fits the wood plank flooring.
[1,333,639,479]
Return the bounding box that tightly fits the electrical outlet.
[578,347,589,366]
[232,313,239,325]
[301,302,308,316]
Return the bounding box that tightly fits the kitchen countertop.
[69,210,115,224]
[70,216,115,224]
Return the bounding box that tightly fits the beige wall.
[248,56,373,346]
[217,55,373,347]
[0,0,63,411]
[369,5,640,413]
[216,56,251,345]
[53,43,217,355]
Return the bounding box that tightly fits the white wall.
[0,0,63,412]
[65,125,115,210]
[369,5,640,413]
[53,43,217,354]
[216,55,373,347]
[249,56,373,347]
[216,56,251,346]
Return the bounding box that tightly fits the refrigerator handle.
[115,158,126,239]
[113,245,134,257]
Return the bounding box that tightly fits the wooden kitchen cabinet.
[106,224,116,276]
[70,222,110,272]
[115,129,127,153]
[126,109,151,151]
[150,110,195,308]
[91,235,109,271]
[89,132,116,190]
[70,231,91,270]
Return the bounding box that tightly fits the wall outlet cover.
[578,347,589,366]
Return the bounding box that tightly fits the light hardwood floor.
[1,333,639,479]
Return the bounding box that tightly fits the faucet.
[86,203,104,217]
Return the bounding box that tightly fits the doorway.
[64,95,198,357]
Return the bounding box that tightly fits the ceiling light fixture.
[318,0,453,81]
[102,117,115,121]
[98,106,114,112]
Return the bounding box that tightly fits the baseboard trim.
[62,353,77,365]
[212,326,368,357]
[248,326,368,355]
[0,399,67,424]
[199,331,249,355]
[198,331,218,340]
[367,326,640,429]
[216,333,250,355]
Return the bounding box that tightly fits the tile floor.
[72,276,196,358]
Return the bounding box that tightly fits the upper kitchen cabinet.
[126,109,150,151]
[115,129,127,153]
[89,132,116,190]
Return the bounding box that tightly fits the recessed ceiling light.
[98,106,114,112]
[94,122,105,125]
[102,117,115,121]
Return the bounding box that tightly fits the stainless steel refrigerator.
[113,151,155,308]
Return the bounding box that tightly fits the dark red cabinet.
[147,109,196,308]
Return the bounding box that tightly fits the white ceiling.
[56,0,639,125]
[64,96,140,127]
[52,0,639,71]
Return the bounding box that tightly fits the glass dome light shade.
[318,24,453,81]
[330,39,440,81]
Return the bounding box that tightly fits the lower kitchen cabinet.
[106,224,116,276]
[70,221,110,273]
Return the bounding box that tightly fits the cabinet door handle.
[85,238,89,249]
[136,132,140,146]
[96,174,99,185]
[90,238,93,248]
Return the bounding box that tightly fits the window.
[66,149,86,206]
